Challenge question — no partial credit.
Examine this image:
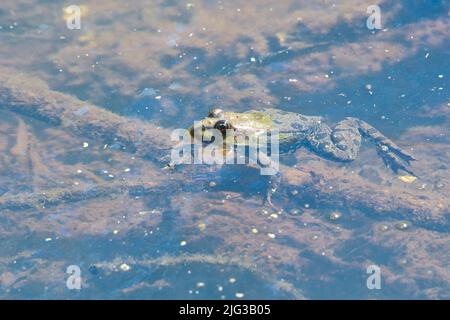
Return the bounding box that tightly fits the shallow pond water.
[0,0,449,299]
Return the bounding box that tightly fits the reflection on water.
[0,0,449,299]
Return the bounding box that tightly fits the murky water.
[0,0,449,299]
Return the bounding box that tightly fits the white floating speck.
[82,142,89,148]
[45,237,52,242]
[180,240,187,246]
[235,292,244,298]
[251,228,258,234]
[124,168,131,172]
[267,233,276,239]
[113,229,119,235]
[196,282,205,288]
[120,263,130,271]
[229,278,236,283]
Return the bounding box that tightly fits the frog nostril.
[208,108,224,118]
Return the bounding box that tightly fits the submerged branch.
[0,67,173,162]
[0,67,448,228]
[96,253,305,299]
[0,179,166,211]
[283,164,449,230]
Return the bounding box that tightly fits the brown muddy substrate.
[0,95,448,298]
[0,0,449,299]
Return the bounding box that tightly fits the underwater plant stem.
[0,179,164,211]
[0,66,173,163]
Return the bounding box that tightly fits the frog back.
[250,107,321,133]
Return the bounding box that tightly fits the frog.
[172,107,416,207]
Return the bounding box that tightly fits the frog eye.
[208,108,224,118]
[214,119,232,133]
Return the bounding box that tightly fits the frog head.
[188,108,235,143]
[189,108,273,144]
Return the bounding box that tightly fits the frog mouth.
[189,125,234,146]
[189,125,217,143]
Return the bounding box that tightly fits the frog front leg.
[255,150,282,209]
[305,118,416,175]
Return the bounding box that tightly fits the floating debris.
[113,229,119,235]
[208,181,217,188]
[290,189,299,196]
[82,142,89,148]
[235,292,245,298]
[180,240,187,246]
[251,228,258,234]
[288,208,302,216]
[329,211,342,221]
[229,278,236,284]
[138,87,156,97]
[267,233,276,239]
[198,223,206,231]
[88,265,98,275]
[44,237,52,242]
[196,282,205,288]
[119,263,130,271]
[395,221,410,231]
[398,175,417,183]
[269,213,278,219]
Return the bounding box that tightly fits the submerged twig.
[97,253,305,299]
[0,179,166,211]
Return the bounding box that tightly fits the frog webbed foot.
[355,118,416,175]
[264,171,282,210]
